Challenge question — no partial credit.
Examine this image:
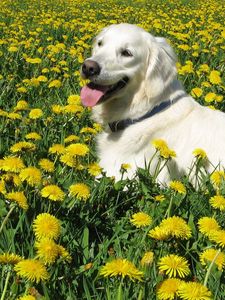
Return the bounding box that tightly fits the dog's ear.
[144,34,177,100]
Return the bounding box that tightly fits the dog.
[80,23,225,184]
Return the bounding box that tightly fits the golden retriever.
[80,23,225,184]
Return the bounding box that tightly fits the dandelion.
[64,143,89,157]
[192,148,207,159]
[210,170,225,187]
[152,139,176,159]
[41,185,65,202]
[0,253,23,265]
[209,70,222,85]
[160,216,192,239]
[209,195,225,211]
[177,281,212,300]
[29,108,43,119]
[130,212,152,228]
[200,248,225,270]
[149,225,169,240]
[64,135,79,143]
[26,57,42,64]
[7,112,22,120]
[63,104,83,114]
[14,100,29,111]
[60,153,76,167]
[158,254,190,278]
[99,258,143,281]
[52,104,64,114]
[35,238,60,264]
[198,217,221,237]
[210,230,225,248]
[10,141,36,153]
[25,132,42,140]
[154,194,166,202]
[169,181,186,195]
[49,144,65,155]
[0,156,25,173]
[205,92,216,103]
[157,278,182,300]
[88,162,102,176]
[191,88,203,98]
[33,213,61,240]
[14,259,49,283]
[0,180,6,194]
[18,295,36,300]
[57,245,72,262]
[69,183,90,201]
[19,167,42,186]
[38,159,54,172]
[48,79,62,88]
[6,191,28,210]
[67,94,81,104]
[141,251,154,266]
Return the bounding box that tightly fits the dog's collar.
[108,99,174,132]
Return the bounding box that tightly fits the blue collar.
[108,99,172,132]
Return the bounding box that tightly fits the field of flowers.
[0,0,225,299]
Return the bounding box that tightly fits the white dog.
[80,23,225,184]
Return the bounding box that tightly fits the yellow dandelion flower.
[26,57,42,64]
[64,135,79,143]
[52,104,64,114]
[130,212,152,228]
[67,94,81,104]
[0,180,6,194]
[141,251,154,266]
[209,70,222,85]
[35,238,60,264]
[37,75,48,82]
[157,278,182,300]
[48,79,62,88]
[63,104,83,114]
[8,46,18,52]
[209,195,225,211]
[80,127,97,134]
[14,100,29,111]
[154,194,166,202]
[17,87,27,93]
[64,143,89,157]
[87,162,102,176]
[14,259,49,283]
[169,181,186,195]
[210,230,225,248]
[57,245,72,263]
[210,170,225,187]
[0,156,25,173]
[198,217,221,238]
[149,226,169,240]
[69,183,90,201]
[160,216,192,239]
[38,159,54,172]
[60,153,76,167]
[7,112,22,120]
[19,167,42,187]
[177,281,212,300]
[10,141,36,153]
[152,139,176,159]
[205,92,216,103]
[6,191,28,210]
[41,185,65,202]
[158,254,190,278]
[3,173,21,187]
[200,248,225,271]
[199,64,210,73]
[18,295,36,300]
[25,132,42,140]
[192,148,207,159]
[29,108,43,119]
[49,144,65,155]
[0,253,23,265]
[191,88,203,98]
[99,258,143,281]
[33,213,61,240]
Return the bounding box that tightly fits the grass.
[0,0,225,299]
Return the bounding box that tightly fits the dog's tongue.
[81,83,110,107]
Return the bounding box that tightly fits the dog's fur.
[81,23,225,184]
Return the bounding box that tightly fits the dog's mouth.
[80,76,129,107]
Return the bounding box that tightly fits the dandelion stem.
[117,281,123,300]
[1,267,11,300]
[165,195,174,218]
[203,249,221,287]
[0,205,15,235]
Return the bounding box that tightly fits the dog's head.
[80,23,177,111]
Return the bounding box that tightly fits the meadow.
[0,0,225,299]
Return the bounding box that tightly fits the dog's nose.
[82,60,101,78]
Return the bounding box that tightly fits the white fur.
[84,23,225,184]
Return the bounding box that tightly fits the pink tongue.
[81,84,109,107]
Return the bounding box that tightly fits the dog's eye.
[121,49,133,57]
